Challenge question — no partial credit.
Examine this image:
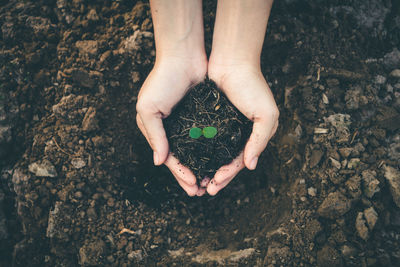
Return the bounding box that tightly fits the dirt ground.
[0,0,399,266]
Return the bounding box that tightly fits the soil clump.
[164,79,251,181]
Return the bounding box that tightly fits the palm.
[207,66,279,195]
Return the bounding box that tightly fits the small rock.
[86,9,99,21]
[347,158,361,169]
[362,170,380,198]
[28,159,57,177]
[384,165,400,208]
[99,50,112,63]
[72,69,96,88]
[79,239,106,266]
[0,125,12,143]
[118,30,154,54]
[345,175,362,199]
[317,191,352,219]
[330,157,341,169]
[128,250,143,261]
[82,107,98,132]
[364,207,378,230]
[339,147,352,158]
[356,212,369,240]
[308,187,317,197]
[345,85,362,110]
[317,245,343,267]
[340,245,357,259]
[374,75,386,84]
[310,149,324,168]
[264,243,292,265]
[107,198,114,207]
[193,248,256,264]
[325,114,351,128]
[75,40,98,56]
[389,69,400,78]
[383,48,400,68]
[71,158,86,169]
[132,71,141,83]
[74,191,83,199]
[46,202,61,238]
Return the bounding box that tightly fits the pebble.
[362,170,380,198]
[71,158,86,169]
[128,250,143,261]
[374,75,386,84]
[383,48,400,68]
[364,207,378,230]
[347,158,361,169]
[345,175,362,199]
[384,165,400,208]
[356,212,369,240]
[75,40,99,56]
[74,191,83,199]
[28,159,57,177]
[107,198,115,207]
[338,147,352,158]
[317,191,351,219]
[308,187,317,197]
[316,245,343,267]
[310,149,324,168]
[330,157,341,169]
[82,107,98,132]
[389,69,400,78]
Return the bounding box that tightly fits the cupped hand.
[136,57,207,196]
[206,64,279,195]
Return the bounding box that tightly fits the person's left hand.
[206,64,279,195]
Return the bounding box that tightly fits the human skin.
[136,0,278,196]
[136,0,208,196]
[207,0,278,195]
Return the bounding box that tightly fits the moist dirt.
[164,79,251,181]
[0,0,400,266]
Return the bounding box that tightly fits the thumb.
[136,113,169,165]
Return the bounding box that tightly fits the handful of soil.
[164,79,252,182]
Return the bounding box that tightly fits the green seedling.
[189,126,218,139]
[203,126,218,138]
[189,127,202,139]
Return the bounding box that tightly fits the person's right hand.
[206,63,279,195]
[136,57,207,196]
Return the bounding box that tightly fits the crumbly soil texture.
[1,0,400,266]
[164,79,251,181]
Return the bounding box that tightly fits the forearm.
[210,0,274,67]
[150,0,206,61]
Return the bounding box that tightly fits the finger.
[196,188,206,197]
[244,111,278,170]
[136,114,150,143]
[213,152,245,184]
[164,154,197,186]
[270,120,279,138]
[171,171,199,197]
[136,113,168,165]
[136,107,169,166]
[200,177,210,188]
[207,175,235,196]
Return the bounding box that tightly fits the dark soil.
[1,0,400,266]
[164,79,251,181]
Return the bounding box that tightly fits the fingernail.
[153,151,159,165]
[249,157,258,170]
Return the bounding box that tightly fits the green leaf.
[189,127,202,139]
[203,126,217,138]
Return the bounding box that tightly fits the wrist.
[208,59,261,87]
[154,53,208,84]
